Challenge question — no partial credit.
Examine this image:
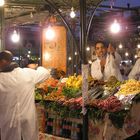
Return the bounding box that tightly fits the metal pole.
[80,0,88,140]
[86,0,103,41]
[0,7,5,51]
[80,0,87,64]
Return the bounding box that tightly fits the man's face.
[95,43,107,58]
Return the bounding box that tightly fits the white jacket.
[0,67,50,140]
[128,58,140,80]
[91,54,123,81]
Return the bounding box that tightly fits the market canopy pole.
[0,7,5,51]
[80,0,89,140]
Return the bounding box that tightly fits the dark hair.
[28,60,38,64]
[95,40,109,48]
[0,50,13,62]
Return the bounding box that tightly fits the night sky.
[103,0,140,7]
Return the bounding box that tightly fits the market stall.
[35,76,140,140]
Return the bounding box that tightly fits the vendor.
[128,51,140,80]
[91,41,123,81]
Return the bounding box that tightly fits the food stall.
[35,76,140,140]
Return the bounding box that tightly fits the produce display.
[104,76,121,93]
[35,75,140,115]
[89,96,123,112]
[116,79,140,96]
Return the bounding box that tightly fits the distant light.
[110,20,121,34]
[70,7,76,18]
[13,56,19,61]
[137,44,140,48]
[86,47,90,51]
[45,52,51,61]
[125,52,129,56]
[28,50,31,54]
[134,55,138,59]
[68,57,72,61]
[119,43,123,49]
[38,57,40,60]
[45,27,55,40]
[137,26,140,29]
[0,0,4,6]
[75,52,77,55]
[130,60,132,63]
[88,60,92,64]
[11,30,20,43]
[27,54,30,58]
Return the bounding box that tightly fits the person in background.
[128,51,140,80]
[91,41,123,81]
[26,60,38,69]
[0,50,51,140]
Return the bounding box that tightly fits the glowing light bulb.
[68,57,72,61]
[134,55,138,59]
[0,0,4,6]
[75,52,77,55]
[125,52,129,57]
[86,47,90,51]
[70,7,76,18]
[110,20,121,34]
[11,30,20,43]
[45,27,55,40]
[137,44,140,48]
[119,43,123,49]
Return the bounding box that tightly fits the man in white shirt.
[128,51,140,80]
[0,50,51,140]
[91,41,122,81]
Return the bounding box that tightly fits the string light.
[137,44,140,48]
[68,57,72,61]
[110,20,121,34]
[70,7,76,18]
[86,47,90,51]
[125,52,129,57]
[134,55,138,59]
[11,30,20,43]
[75,52,77,55]
[119,43,123,49]
[0,0,4,6]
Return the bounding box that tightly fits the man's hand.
[107,43,115,54]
